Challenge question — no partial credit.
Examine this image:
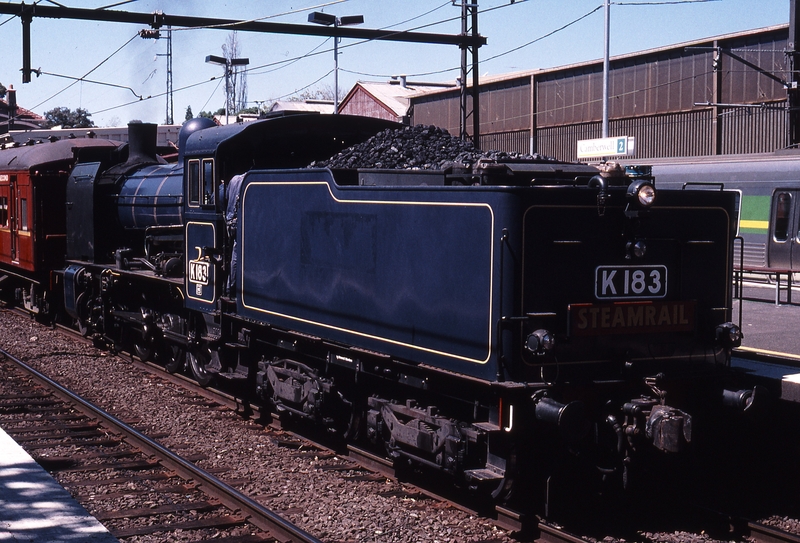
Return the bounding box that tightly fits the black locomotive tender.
[0,115,758,511]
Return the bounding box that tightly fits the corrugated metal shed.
[411,24,790,161]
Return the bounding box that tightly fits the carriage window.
[202,159,215,205]
[774,192,791,242]
[0,197,7,228]
[19,198,28,231]
[188,160,200,205]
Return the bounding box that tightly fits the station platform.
[732,354,800,404]
[731,284,800,403]
[0,426,119,542]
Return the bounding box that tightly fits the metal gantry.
[0,2,485,137]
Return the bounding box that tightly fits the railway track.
[746,521,800,543]
[0,347,324,543]
[533,515,800,543]
[7,308,800,543]
[128,341,531,533]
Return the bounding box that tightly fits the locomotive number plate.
[595,265,667,300]
[189,260,209,285]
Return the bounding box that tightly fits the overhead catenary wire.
[31,32,141,110]
[5,0,738,122]
[9,0,526,118]
[19,1,458,116]
[340,3,601,80]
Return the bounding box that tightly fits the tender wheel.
[490,463,516,502]
[188,343,220,387]
[338,396,364,442]
[489,444,519,504]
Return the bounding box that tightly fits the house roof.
[340,81,456,117]
[268,100,335,114]
[1,98,46,132]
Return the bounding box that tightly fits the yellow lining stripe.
[740,219,768,229]
[737,346,800,361]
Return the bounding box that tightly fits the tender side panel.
[237,175,496,371]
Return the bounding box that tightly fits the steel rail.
[747,521,800,543]
[0,347,323,543]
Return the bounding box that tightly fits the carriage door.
[8,175,17,262]
[767,189,800,271]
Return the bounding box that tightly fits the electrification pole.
[602,0,610,138]
[166,27,173,125]
[789,0,799,147]
[458,0,480,143]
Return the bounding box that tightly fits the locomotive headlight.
[526,329,555,355]
[716,322,742,348]
[627,180,656,208]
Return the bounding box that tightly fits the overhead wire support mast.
[457,0,480,143]
[1,2,486,78]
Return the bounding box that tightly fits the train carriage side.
[0,138,119,314]
[645,152,800,273]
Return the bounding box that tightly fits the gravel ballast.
[0,310,515,543]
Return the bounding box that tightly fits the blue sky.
[0,0,789,127]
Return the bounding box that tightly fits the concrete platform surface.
[0,426,119,542]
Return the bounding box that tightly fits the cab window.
[202,159,215,205]
[187,158,216,207]
[188,160,200,206]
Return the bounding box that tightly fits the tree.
[43,107,94,128]
[288,85,342,103]
[185,106,194,121]
[0,83,6,100]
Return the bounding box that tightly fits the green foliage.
[43,107,95,128]
[185,106,194,121]
[198,108,225,119]
[0,83,6,100]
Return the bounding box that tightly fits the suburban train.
[630,151,800,275]
[0,115,761,515]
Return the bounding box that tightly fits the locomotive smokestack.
[126,122,159,165]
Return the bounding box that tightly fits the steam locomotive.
[0,115,759,514]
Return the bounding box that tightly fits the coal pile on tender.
[310,124,557,170]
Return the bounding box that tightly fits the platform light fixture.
[205,54,249,125]
[308,11,364,114]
